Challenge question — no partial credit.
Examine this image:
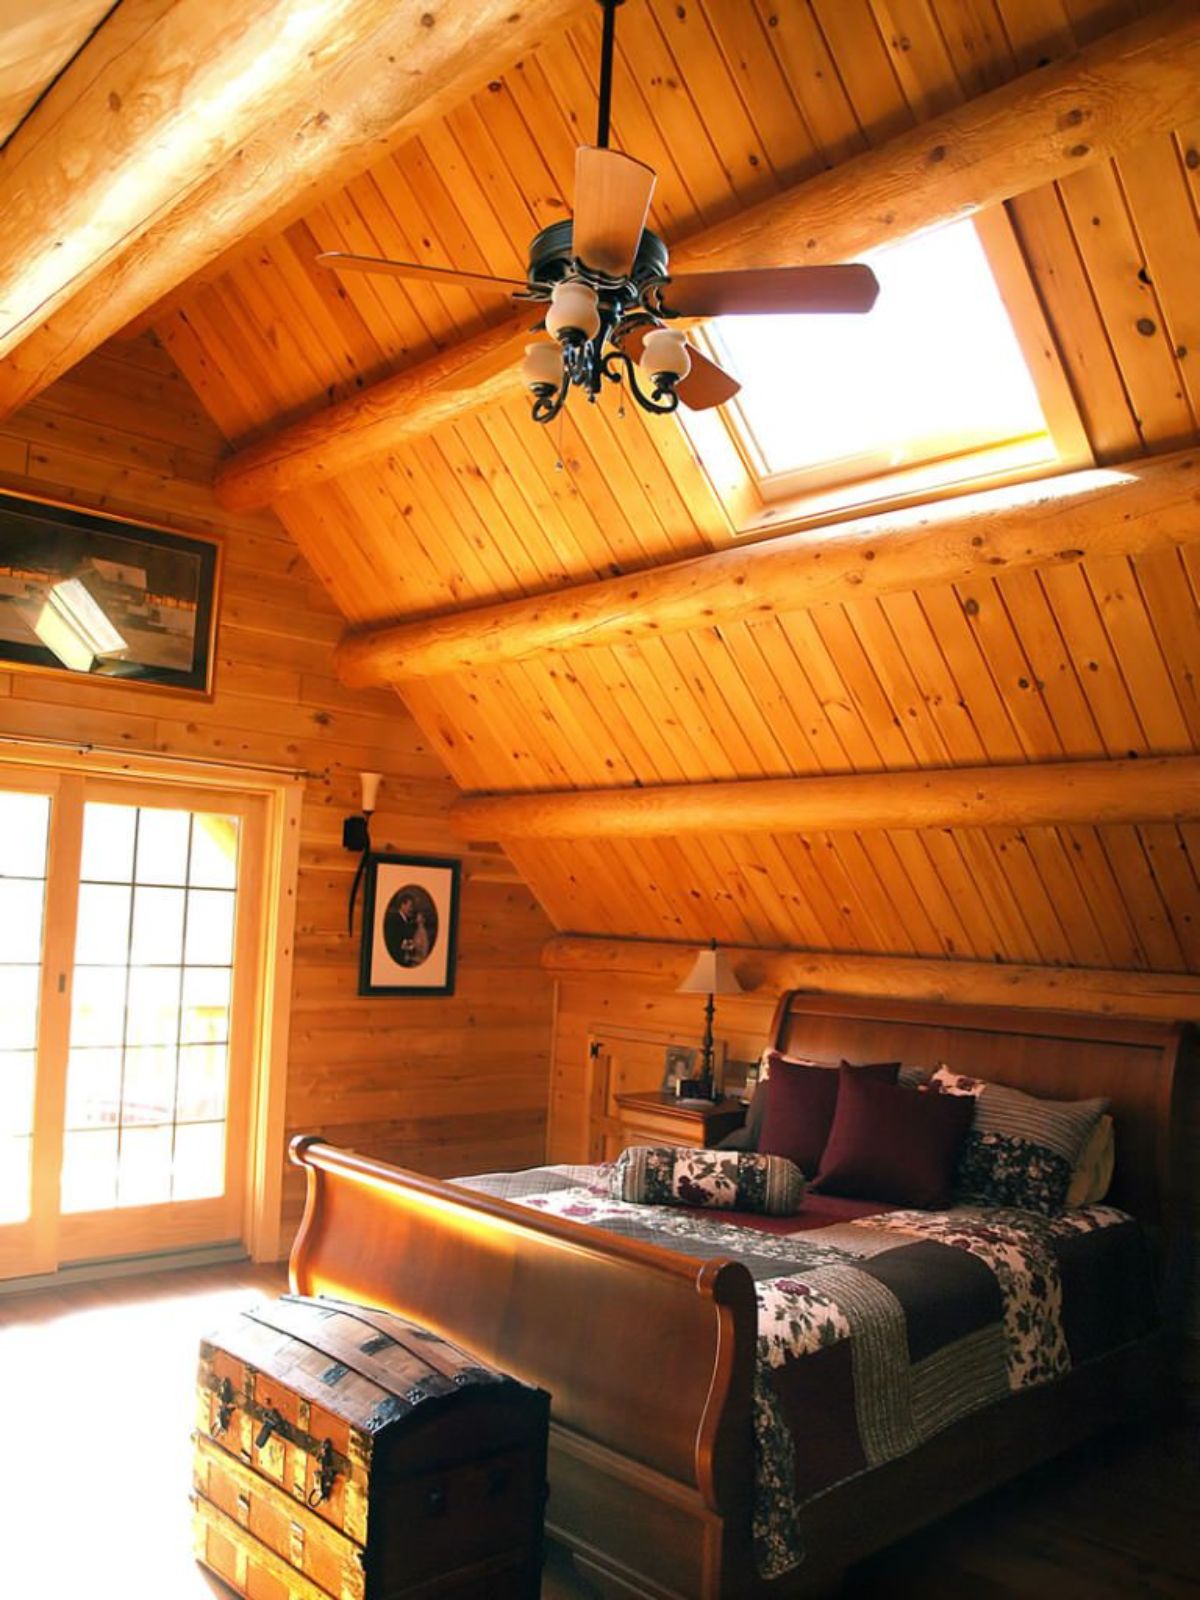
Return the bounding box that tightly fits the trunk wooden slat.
[193,1295,549,1599]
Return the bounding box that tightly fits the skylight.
[686,214,1090,535]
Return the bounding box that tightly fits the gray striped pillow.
[931,1067,1108,1216]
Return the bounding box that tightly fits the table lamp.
[675,939,744,1099]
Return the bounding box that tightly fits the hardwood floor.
[841,1416,1200,1599]
[0,1260,287,1599]
[0,1261,1195,1599]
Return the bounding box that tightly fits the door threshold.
[0,1241,249,1296]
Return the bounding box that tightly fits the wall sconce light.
[345,771,382,934]
[675,938,744,1100]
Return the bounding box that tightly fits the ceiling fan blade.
[572,146,657,277]
[660,264,880,318]
[676,344,742,411]
[618,320,741,412]
[317,252,529,297]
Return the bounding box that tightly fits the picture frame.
[661,1045,696,1095]
[359,853,461,997]
[0,489,221,695]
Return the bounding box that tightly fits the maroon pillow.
[812,1068,974,1208]
[758,1054,899,1177]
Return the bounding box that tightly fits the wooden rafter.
[0,0,582,422]
[220,310,534,510]
[449,755,1200,842]
[541,936,1200,1024]
[334,447,1200,684]
[212,2,1200,513]
[0,0,417,362]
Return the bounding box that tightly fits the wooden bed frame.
[288,994,1195,1599]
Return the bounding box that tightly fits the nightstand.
[614,1091,746,1153]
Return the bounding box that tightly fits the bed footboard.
[288,1139,759,1595]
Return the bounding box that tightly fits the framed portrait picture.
[661,1045,696,1094]
[359,853,461,997]
[0,489,221,695]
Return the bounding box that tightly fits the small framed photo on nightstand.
[662,1045,696,1095]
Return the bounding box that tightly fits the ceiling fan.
[318,0,879,425]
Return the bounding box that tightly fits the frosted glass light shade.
[546,278,601,341]
[676,945,743,996]
[640,327,691,381]
[521,340,564,390]
[359,771,383,813]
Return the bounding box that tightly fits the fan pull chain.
[554,404,567,473]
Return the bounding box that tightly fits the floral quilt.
[458,1164,1157,1579]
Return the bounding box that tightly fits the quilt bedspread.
[458,1164,1157,1579]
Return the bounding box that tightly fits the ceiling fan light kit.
[545,279,602,342]
[521,341,565,391]
[319,0,879,430]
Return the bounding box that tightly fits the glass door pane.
[0,790,50,1227]
[62,804,241,1216]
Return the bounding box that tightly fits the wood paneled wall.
[0,334,556,1244]
[549,978,774,1161]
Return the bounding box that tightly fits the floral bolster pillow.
[609,1145,806,1214]
[931,1067,1109,1216]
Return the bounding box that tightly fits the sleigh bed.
[288,993,1194,1599]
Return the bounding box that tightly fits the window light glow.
[32,578,126,673]
[708,221,1052,488]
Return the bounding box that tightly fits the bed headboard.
[770,991,1194,1239]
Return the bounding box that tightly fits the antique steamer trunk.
[193,1295,549,1599]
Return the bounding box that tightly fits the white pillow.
[1066,1113,1114,1207]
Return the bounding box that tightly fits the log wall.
[0,334,555,1244]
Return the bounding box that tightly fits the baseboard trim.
[0,1240,248,1296]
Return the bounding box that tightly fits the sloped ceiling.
[153,0,1200,973]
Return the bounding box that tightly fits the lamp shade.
[546,278,601,341]
[676,944,743,997]
[640,327,691,382]
[521,340,564,390]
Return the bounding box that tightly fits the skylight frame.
[678,210,1092,545]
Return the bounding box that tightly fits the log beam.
[669,0,1200,281]
[0,0,582,421]
[541,936,1200,1024]
[450,755,1200,842]
[0,0,421,359]
[214,2,1200,513]
[216,310,534,511]
[335,447,1200,684]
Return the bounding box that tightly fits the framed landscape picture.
[359,853,461,997]
[0,490,221,694]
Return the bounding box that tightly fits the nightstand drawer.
[614,1092,745,1153]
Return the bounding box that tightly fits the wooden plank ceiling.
[151,0,1200,975]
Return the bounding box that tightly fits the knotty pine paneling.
[548,978,778,1161]
[145,2,1200,1003]
[0,335,556,1243]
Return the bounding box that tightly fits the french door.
[0,765,265,1281]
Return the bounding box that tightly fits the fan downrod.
[594,0,628,151]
